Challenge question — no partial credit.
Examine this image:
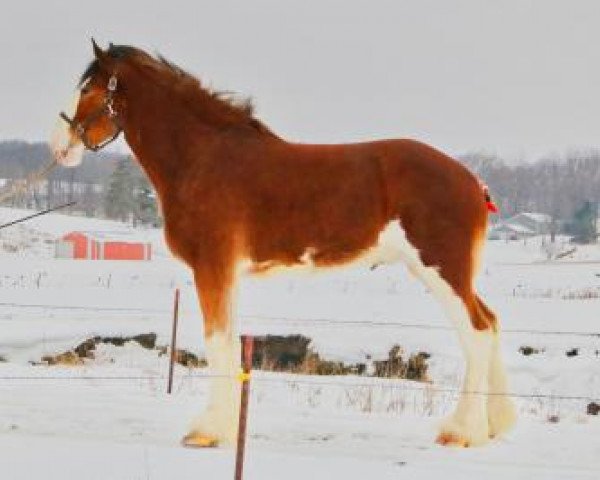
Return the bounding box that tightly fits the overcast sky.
[1,0,599,162]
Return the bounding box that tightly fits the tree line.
[460,149,600,240]
[0,140,159,226]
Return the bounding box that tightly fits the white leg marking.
[388,221,492,446]
[50,90,84,167]
[487,333,517,438]
[441,329,492,446]
[190,333,241,446]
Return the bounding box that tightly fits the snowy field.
[1,207,599,479]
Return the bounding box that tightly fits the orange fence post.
[234,335,254,480]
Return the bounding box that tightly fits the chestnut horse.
[52,41,516,448]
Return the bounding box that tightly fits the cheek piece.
[59,75,122,152]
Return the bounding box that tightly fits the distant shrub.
[373,345,430,381]
[587,402,600,416]
[519,346,543,356]
[252,336,429,382]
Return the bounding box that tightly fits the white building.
[489,212,551,240]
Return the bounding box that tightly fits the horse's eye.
[81,86,90,95]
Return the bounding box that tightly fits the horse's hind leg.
[476,296,517,438]
[431,286,495,447]
[390,221,499,446]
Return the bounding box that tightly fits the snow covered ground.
[0,208,599,479]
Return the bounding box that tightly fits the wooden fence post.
[167,288,180,394]
[234,335,254,480]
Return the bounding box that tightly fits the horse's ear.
[91,38,108,62]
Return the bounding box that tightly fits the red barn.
[57,231,152,260]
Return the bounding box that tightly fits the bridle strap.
[59,74,123,152]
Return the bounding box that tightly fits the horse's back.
[373,139,486,219]
[278,137,487,229]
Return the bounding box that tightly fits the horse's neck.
[119,71,274,202]
[120,80,214,195]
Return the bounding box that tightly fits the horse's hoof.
[435,431,471,448]
[181,432,219,448]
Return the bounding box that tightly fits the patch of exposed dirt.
[35,333,429,381]
[41,351,83,366]
[157,346,207,368]
[38,333,205,368]
[253,335,430,381]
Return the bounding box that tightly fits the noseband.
[59,75,122,152]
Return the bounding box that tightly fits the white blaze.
[50,90,84,167]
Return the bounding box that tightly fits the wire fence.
[2,300,600,337]
[1,298,599,406]
[0,371,598,404]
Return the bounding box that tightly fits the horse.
[51,40,516,448]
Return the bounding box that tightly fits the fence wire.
[1,298,598,404]
[1,300,599,337]
[0,372,598,403]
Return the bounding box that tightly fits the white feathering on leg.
[190,333,241,446]
[386,221,493,446]
[487,333,517,438]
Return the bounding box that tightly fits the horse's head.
[51,39,123,167]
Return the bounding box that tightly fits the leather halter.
[59,75,122,152]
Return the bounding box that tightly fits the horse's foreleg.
[182,265,241,448]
